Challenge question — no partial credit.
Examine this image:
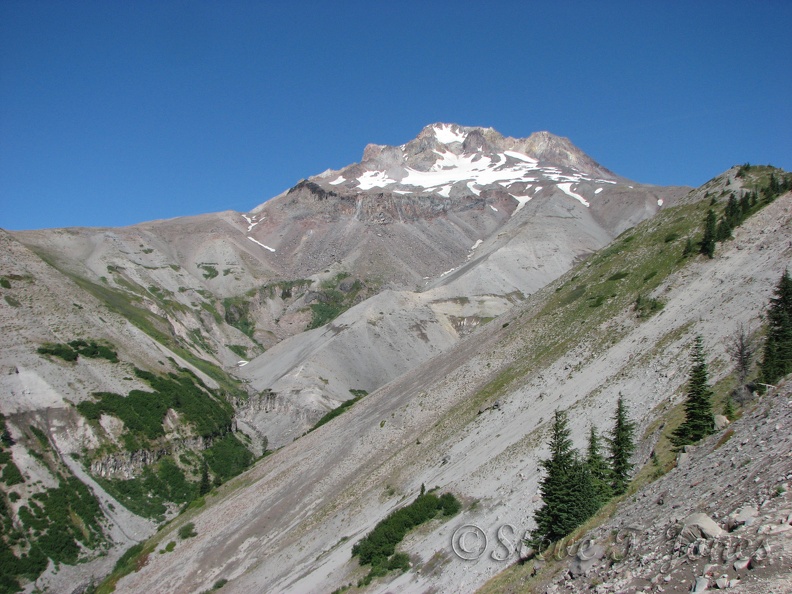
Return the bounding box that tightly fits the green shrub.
[203,433,253,480]
[114,542,144,572]
[79,368,235,443]
[37,343,78,362]
[0,277,11,289]
[200,265,218,280]
[607,271,629,281]
[308,391,367,433]
[588,295,605,308]
[178,522,197,539]
[635,295,664,318]
[352,492,460,566]
[37,340,118,363]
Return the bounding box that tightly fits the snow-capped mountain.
[308,123,619,207]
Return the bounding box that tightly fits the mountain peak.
[303,123,619,204]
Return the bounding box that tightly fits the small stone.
[733,558,750,571]
[715,575,730,589]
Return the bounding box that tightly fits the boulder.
[714,414,730,430]
[730,505,758,528]
[680,513,724,542]
[691,575,709,592]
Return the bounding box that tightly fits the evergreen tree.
[682,237,694,258]
[759,269,792,385]
[739,193,751,218]
[723,396,735,421]
[608,395,635,495]
[530,410,599,548]
[700,209,717,258]
[716,217,732,242]
[585,426,612,505]
[725,194,740,226]
[671,336,716,447]
[199,459,211,496]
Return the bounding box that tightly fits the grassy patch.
[227,344,248,358]
[352,492,460,586]
[223,296,255,338]
[36,339,121,364]
[308,390,368,433]
[199,265,218,280]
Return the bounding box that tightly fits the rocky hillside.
[97,177,791,593]
[0,121,786,594]
[481,383,792,594]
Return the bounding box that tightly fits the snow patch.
[436,185,452,198]
[467,181,481,196]
[248,237,276,252]
[557,183,590,207]
[510,194,533,215]
[657,198,664,206]
[242,214,260,232]
[357,170,397,190]
[471,239,483,250]
[432,124,467,144]
[393,190,412,195]
[503,150,538,164]
[400,151,539,190]
[489,204,498,212]
[329,176,346,186]
[595,188,603,195]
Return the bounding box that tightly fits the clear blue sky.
[1,1,790,230]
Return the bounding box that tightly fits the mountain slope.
[106,181,792,593]
[6,125,763,594]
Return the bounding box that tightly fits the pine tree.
[716,217,732,242]
[671,336,716,447]
[723,396,735,421]
[530,410,599,548]
[199,459,211,496]
[725,194,740,226]
[759,269,792,386]
[739,193,751,218]
[608,395,635,495]
[700,209,717,258]
[682,237,694,257]
[585,426,612,505]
